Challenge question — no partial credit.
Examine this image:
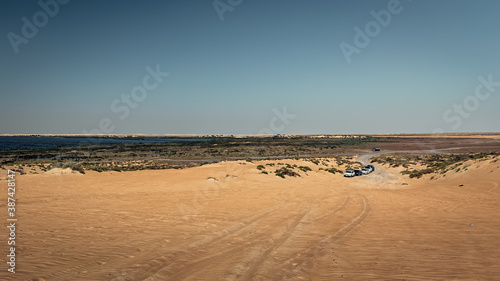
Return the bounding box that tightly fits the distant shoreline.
[1,132,500,138]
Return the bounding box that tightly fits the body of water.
[0,136,211,150]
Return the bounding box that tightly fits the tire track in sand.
[281,194,371,280]
[139,203,306,281]
[41,204,288,281]
[248,195,352,280]
[221,203,312,280]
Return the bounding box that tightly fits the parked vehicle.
[354,170,363,176]
[372,148,381,151]
[344,170,355,177]
[361,168,370,175]
[366,165,375,172]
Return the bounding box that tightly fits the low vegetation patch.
[400,168,435,179]
[49,161,85,174]
[372,152,499,179]
[333,156,363,170]
[298,166,312,172]
[275,167,300,178]
[324,168,338,174]
[304,158,320,165]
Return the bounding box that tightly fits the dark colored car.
[354,170,363,176]
[372,148,381,151]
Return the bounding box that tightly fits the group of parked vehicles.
[344,165,375,177]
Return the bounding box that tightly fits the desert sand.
[1,154,500,280]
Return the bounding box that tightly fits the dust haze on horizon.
[1,0,499,135]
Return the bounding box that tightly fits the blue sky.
[1,0,499,134]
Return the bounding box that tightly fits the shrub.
[50,161,85,174]
[306,158,320,165]
[256,165,265,170]
[298,166,312,172]
[325,168,337,174]
[401,168,434,179]
[275,167,300,178]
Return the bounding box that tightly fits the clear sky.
[1,0,499,134]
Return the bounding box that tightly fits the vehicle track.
[281,195,371,280]
[139,202,309,280]
[222,203,312,280]
[247,194,352,280]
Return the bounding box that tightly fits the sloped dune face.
[2,158,500,280]
[44,168,82,175]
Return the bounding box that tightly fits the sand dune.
[1,157,499,280]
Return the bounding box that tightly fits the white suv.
[344,170,355,177]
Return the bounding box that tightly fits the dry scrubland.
[1,135,500,280]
